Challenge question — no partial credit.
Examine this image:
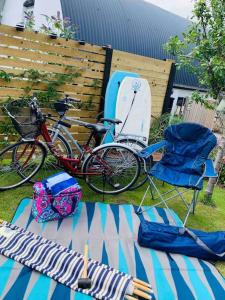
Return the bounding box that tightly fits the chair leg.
[137,176,177,224]
[149,184,155,200]
[136,185,150,214]
[175,187,189,209]
[192,190,199,214]
[149,178,177,225]
[183,190,199,226]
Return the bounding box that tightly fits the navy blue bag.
[138,220,225,261]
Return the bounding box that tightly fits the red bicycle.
[0,96,140,193]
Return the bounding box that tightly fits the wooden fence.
[0,24,173,144]
[183,99,216,130]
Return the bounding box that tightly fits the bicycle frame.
[51,115,146,150]
[39,122,105,176]
[51,115,115,150]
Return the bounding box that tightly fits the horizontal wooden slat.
[0,79,102,96]
[0,24,105,55]
[111,63,170,80]
[113,50,173,66]
[0,94,101,105]
[112,57,171,74]
[0,35,106,63]
[0,67,102,87]
[0,57,104,79]
[0,46,105,72]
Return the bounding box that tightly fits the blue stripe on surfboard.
[27,275,51,300]
[72,202,83,231]
[104,71,140,143]
[149,249,175,300]
[12,198,31,224]
[3,265,32,300]
[166,253,195,300]
[182,256,213,300]
[86,202,95,232]
[97,202,107,233]
[122,205,133,233]
[118,241,128,274]
[198,259,225,299]
[0,259,15,297]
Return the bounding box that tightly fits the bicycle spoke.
[0,141,45,190]
[84,145,140,194]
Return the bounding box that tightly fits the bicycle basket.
[6,100,40,138]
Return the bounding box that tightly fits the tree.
[164,0,225,201]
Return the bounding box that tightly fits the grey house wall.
[0,0,6,22]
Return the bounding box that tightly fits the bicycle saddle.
[100,118,122,124]
[83,122,108,134]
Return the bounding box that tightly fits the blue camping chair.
[137,122,218,226]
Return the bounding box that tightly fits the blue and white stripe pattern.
[42,172,79,196]
[0,222,132,300]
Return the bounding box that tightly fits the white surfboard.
[115,77,151,145]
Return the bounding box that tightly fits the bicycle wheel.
[0,140,46,190]
[28,128,73,182]
[117,138,152,190]
[83,144,140,194]
[15,129,73,182]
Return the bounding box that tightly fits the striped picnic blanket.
[0,222,133,300]
[0,198,224,299]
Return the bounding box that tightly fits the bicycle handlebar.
[62,95,81,104]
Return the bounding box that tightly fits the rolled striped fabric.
[0,222,133,300]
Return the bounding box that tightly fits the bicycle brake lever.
[64,95,80,103]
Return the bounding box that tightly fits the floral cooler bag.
[32,175,82,223]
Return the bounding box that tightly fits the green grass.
[0,179,224,276]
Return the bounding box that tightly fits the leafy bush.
[40,11,78,40]
[149,113,183,144]
[218,164,225,186]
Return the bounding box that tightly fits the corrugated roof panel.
[61,0,199,88]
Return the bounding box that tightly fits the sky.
[144,0,195,19]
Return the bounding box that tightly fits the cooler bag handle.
[180,228,225,258]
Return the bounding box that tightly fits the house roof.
[61,0,199,89]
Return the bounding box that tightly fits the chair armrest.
[138,140,167,159]
[204,159,218,178]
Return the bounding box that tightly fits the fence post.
[100,47,113,113]
[162,61,176,114]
